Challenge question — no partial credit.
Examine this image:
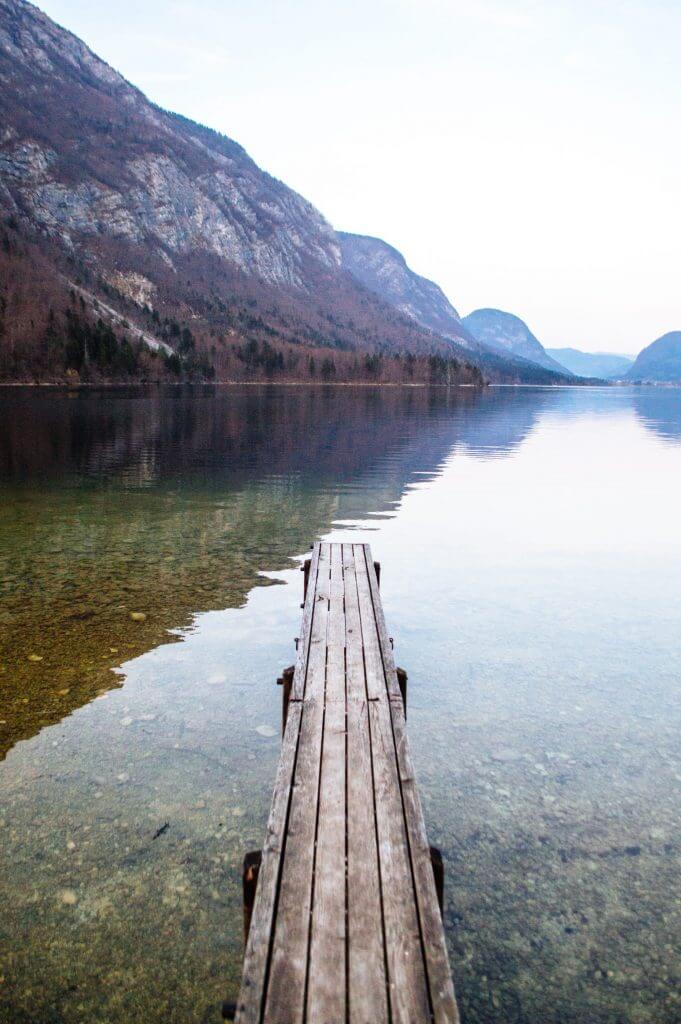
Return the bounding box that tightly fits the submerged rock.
[491,748,522,763]
[256,724,277,738]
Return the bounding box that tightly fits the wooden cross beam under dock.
[234,542,459,1023]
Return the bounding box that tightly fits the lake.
[1,384,680,1024]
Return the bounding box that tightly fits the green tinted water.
[1,385,680,1023]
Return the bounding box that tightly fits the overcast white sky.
[37,0,681,354]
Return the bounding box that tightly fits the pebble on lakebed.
[58,889,78,906]
[256,724,277,738]
[129,611,147,622]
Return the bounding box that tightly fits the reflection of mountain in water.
[631,389,681,444]
[1,384,548,491]
[0,384,549,756]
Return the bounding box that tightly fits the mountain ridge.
[462,308,572,375]
[547,347,634,379]
[624,332,681,383]
[0,0,569,386]
[339,234,573,384]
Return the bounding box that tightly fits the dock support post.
[430,846,444,914]
[396,667,408,717]
[277,665,295,735]
[242,850,262,943]
[301,557,312,603]
[374,560,381,587]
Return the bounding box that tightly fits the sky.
[36,0,681,354]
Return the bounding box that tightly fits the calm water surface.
[1,384,680,1023]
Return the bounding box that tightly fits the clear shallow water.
[1,384,680,1023]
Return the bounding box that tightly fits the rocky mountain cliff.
[340,234,572,384]
[463,309,571,375]
[624,332,681,383]
[548,348,633,379]
[338,232,473,347]
[0,0,486,384]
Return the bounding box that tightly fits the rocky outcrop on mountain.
[338,232,474,347]
[547,348,633,379]
[463,309,572,375]
[0,0,340,289]
[624,332,681,383]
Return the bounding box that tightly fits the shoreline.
[0,379,643,391]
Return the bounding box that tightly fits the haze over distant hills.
[339,235,573,384]
[624,332,681,383]
[547,348,634,379]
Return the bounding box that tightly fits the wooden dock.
[234,542,458,1023]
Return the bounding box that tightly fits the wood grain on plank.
[352,543,388,701]
[344,543,389,1022]
[291,543,321,700]
[366,552,459,1022]
[235,700,303,1023]
[391,709,460,1022]
[303,543,330,702]
[262,697,325,1022]
[306,695,346,1020]
[368,698,432,1024]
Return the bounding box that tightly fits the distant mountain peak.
[625,331,681,382]
[462,308,572,375]
[547,347,634,379]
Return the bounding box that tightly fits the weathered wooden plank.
[235,700,303,1023]
[364,555,459,1023]
[291,543,321,701]
[391,709,460,1022]
[368,697,432,1024]
[344,543,389,1023]
[346,696,389,1023]
[302,543,330,702]
[306,541,347,1019]
[353,544,402,702]
[327,542,345,657]
[306,696,346,1020]
[342,543,363,703]
[262,696,325,1022]
[353,547,430,1021]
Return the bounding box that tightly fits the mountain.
[463,309,572,375]
[547,348,634,379]
[624,332,681,383]
[338,233,474,348]
[339,235,573,384]
[0,0,484,385]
